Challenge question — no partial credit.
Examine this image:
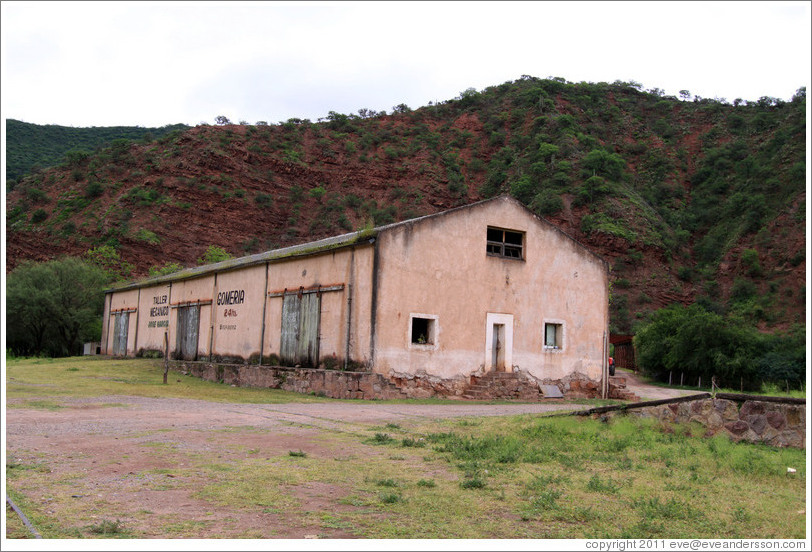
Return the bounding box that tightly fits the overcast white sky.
[1,0,810,128]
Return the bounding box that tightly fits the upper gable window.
[486,227,524,260]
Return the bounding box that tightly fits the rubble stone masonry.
[626,396,806,449]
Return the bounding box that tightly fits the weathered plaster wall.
[210,265,266,360]
[104,288,139,355]
[374,197,609,388]
[262,245,374,367]
[168,276,214,359]
[135,284,171,354]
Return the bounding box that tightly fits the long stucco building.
[101,196,611,399]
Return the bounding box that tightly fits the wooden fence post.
[163,331,169,385]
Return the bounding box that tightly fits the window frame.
[409,313,439,350]
[543,320,565,351]
[486,226,525,260]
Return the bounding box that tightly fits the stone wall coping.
[715,392,806,405]
[558,392,805,419]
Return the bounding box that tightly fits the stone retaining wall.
[174,361,408,400]
[608,395,806,448]
[175,360,605,401]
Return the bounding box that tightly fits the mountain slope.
[5,77,806,332]
[5,119,190,182]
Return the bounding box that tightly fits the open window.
[544,322,563,350]
[410,314,437,348]
[486,227,524,260]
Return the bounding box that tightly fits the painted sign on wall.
[217,289,245,331]
[148,294,169,328]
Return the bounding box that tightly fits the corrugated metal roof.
[106,195,605,293]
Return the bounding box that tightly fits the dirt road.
[6,374,690,539]
[6,396,585,539]
[618,369,699,401]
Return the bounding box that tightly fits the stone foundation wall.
[620,396,806,448]
[389,369,604,400]
[174,361,408,400]
[389,371,471,399]
[174,360,605,401]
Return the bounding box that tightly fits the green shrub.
[25,187,49,204]
[125,186,166,206]
[254,193,272,206]
[134,228,160,245]
[148,262,184,277]
[85,180,104,198]
[509,175,537,204]
[530,189,564,217]
[31,208,48,223]
[309,185,327,202]
[581,148,626,181]
[740,249,762,277]
[197,245,232,265]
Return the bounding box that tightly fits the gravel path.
[6,395,582,438]
[619,369,699,401]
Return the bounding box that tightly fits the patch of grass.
[585,473,621,494]
[379,491,402,504]
[162,520,210,536]
[367,433,395,445]
[5,357,338,404]
[6,460,51,478]
[288,450,307,458]
[460,476,486,489]
[633,496,704,521]
[9,399,64,411]
[86,518,127,536]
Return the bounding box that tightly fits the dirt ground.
[6,372,694,540]
[6,395,582,539]
[619,369,699,401]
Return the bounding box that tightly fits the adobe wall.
[374,197,610,384]
[608,395,806,449]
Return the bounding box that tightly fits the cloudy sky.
[2,1,810,128]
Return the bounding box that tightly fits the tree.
[679,90,691,101]
[634,303,761,389]
[6,258,107,357]
[581,149,626,181]
[214,115,232,125]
